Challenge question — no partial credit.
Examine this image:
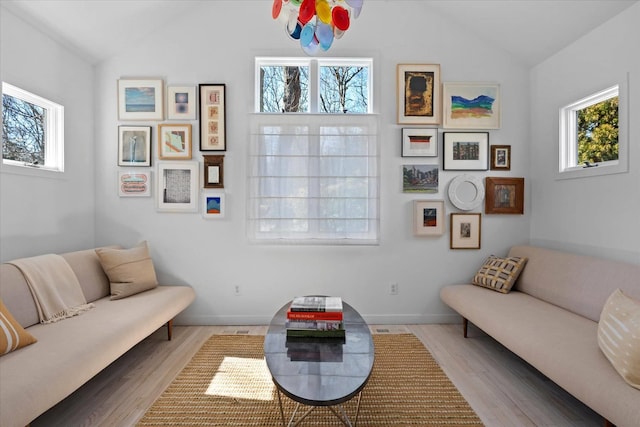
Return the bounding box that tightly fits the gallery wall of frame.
[115,78,226,219]
[397,64,522,249]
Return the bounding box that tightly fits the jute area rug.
[138,333,483,426]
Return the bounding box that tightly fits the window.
[2,82,64,172]
[559,82,627,179]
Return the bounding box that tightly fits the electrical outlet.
[234,285,242,296]
[389,283,398,295]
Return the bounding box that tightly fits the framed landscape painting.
[443,132,489,171]
[397,64,441,125]
[202,191,225,219]
[403,164,439,193]
[118,79,163,121]
[442,82,500,129]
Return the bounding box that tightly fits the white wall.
[94,1,530,325]
[529,2,640,264]
[0,7,95,261]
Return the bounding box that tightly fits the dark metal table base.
[276,389,363,427]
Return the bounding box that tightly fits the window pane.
[259,65,309,112]
[2,93,46,164]
[319,65,369,113]
[577,96,618,164]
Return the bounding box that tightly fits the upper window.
[255,57,372,114]
[559,83,626,179]
[2,82,64,172]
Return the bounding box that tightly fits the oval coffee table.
[264,299,374,427]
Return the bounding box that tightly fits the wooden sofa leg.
[604,419,616,427]
[463,318,468,338]
[167,319,173,341]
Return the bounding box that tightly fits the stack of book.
[286,296,345,338]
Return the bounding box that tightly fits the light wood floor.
[32,323,603,427]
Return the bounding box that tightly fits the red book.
[286,308,343,321]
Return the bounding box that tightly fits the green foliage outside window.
[577,97,618,164]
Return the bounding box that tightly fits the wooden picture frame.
[118,125,151,167]
[413,200,445,236]
[167,86,196,120]
[157,161,199,212]
[397,64,441,125]
[442,82,500,129]
[202,191,225,219]
[117,79,163,121]
[402,128,438,157]
[490,145,511,170]
[203,155,224,188]
[118,170,151,197]
[199,83,226,151]
[450,213,481,249]
[443,132,489,171]
[403,164,438,193]
[158,124,192,160]
[485,177,524,214]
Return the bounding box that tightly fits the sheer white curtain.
[248,114,379,245]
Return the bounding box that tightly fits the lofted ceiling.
[1,0,638,66]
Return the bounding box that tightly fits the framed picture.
[199,83,226,151]
[485,177,524,214]
[202,191,225,219]
[118,126,151,167]
[442,82,500,129]
[118,171,151,197]
[402,128,438,157]
[403,165,439,193]
[203,155,224,188]
[167,86,196,120]
[450,213,482,249]
[413,200,445,236]
[117,79,163,121]
[158,123,192,160]
[397,64,441,125]
[490,145,511,170]
[157,161,199,212]
[443,132,489,171]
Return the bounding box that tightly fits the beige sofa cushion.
[598,289,640,389]
[95,242,158,300]
[472,255,527,293]
[0,299,37,356]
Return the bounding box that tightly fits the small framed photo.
[402,128,438,157]
[117,79,163,121]
[203,155,224,188]
[118,126,151,167]
[158,123,192,160]
[450,213,482,249]
[118,171,151,197]
[199,83,226,151]
[442,82,500,129]
[397,64,441,125]
[490,145,511,170]
[443,132,489,171]
[167,86,196,120]
[485,177,524,214]
[413,200,445,236]
[157,161,199,212]
[202,191,225,219]
[403,165,439,193]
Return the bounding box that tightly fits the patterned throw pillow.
[95,241,158,300]
[472,255,528,293]
[598,289,640,389]
[1,299,37,356]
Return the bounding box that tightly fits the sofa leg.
[604,419,616,427]
[167,319,173,341]
[462,318,468,338]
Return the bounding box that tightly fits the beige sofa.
[440,245,640,427]
[0,246,196,427]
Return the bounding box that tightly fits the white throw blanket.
[8,254,95,324]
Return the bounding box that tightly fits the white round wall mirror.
[448,174,485,211]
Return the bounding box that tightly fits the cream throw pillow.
[471,255,528,293]
[598,289,640,389]
[1,299,37,356]
[96,241,158,300]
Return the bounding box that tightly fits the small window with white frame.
[558,82,627,179]
[2,82,64,172]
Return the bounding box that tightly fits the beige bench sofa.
[440,245,640,427]
[0,246,196,427]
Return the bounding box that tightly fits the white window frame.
[2,82,64,174]
[558,77,627,180]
